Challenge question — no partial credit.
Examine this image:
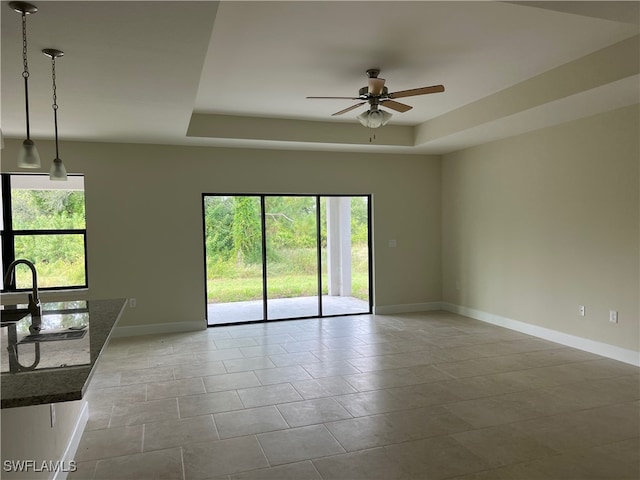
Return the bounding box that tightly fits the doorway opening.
[202,194,372,326]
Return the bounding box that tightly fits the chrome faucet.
[3,259,41,318]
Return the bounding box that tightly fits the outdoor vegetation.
[7,189,86,288]
[204,196,369,303]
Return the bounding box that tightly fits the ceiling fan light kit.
[307,68,445,129]
[357,108,392,129]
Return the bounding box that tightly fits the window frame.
[202,193,373,326]
[0,173,89,293]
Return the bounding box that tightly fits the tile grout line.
[253,433,273,468]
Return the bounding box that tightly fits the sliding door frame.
[202,193,373,327]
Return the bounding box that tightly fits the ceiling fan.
[307,69,445,128]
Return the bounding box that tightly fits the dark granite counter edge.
[1,298,126,409]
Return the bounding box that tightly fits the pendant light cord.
[50,55,60,159]
[21,11,32,140]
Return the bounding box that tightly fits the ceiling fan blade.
[368,77,386,96]
[388,84,445,99]
[307,96,362,100]
[332,102,367,116]
[381,99,413,113]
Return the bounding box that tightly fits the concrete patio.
[207,295,370,325]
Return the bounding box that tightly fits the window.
[1,174,87,291]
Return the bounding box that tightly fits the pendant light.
[10,1,41,168]
[43,48,67,181]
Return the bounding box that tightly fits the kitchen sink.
[19,330,87,343]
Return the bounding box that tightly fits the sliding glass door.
[265,196,320,320]
[321,196,371,316]
[203,196,265,324]
[203,194,371,326]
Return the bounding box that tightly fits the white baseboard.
[374,302,443,315]
[112,320,205,338]
[51,401,88,480]
[441,302,640,367]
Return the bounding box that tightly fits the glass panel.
[320,196,370,316]
[320,201,329,304]
[351,196,370,309]
[265,196,319,320]
[205,196,264,325]
[13,234,86,288]
[11,175,85,230]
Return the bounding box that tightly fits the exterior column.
[326,197,351,297]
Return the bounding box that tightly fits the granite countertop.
[0,298,126,408]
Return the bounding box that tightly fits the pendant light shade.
[18,139,40,167]
[50,158,67,180]
[43,48,67,181]
[10,1,41,168]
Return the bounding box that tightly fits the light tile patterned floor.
[71,311,639,480]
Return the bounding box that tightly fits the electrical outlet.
[579,305,585,316]
[129,298,137,308]
[609,310,618,324]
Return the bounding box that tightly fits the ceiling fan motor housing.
[359,86,389,99]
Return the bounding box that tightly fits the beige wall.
[1,143,442,328]
[2,105,637,355]
[442,105,639,352]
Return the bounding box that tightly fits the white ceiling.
[1,1,638,155]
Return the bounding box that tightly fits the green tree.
[9,189,86,288]
[232,196,262,264]
[351,196,369,243]
[204,196,234,261]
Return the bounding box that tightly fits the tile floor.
[71,311,639,480]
